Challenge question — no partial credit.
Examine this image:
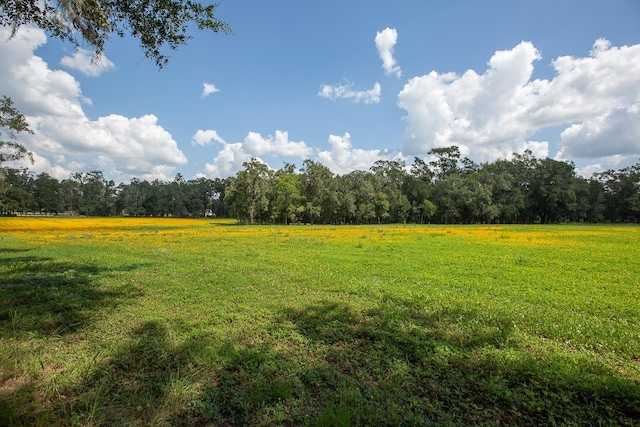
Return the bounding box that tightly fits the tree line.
[1,146,639,223]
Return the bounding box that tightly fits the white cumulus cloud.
[398,39,640,172]
[243,130,313,158]
[202,82,220,98]
[317,132,389,175]
[0,26,187,182]
[318,81,381,104]
[192,129,227,146]
[375,27,402,78]
[60,48,115,77]
[201,130,313,178]
[203,143,253,179]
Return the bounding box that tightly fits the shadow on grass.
[0,252,151,425]
[2,295,639,425]
[54,321,209,426]
[1,320,209,426]
[187,299,640,426]
[0,255,145,339]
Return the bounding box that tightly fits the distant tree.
[433,174,462,223]
[570,176,591,222]
[59,177,81,213]
[405,157,434,223]
[300,160,335,224]
[1,0,231,68]
[373,191,390,224]
[117,177,148,216]
[597,162,640,222]
[410,156,434,183]
[338,170,376,224]
[271,166,302,224]
[510,149,539,222]
[418,199,436,224]
[74,170,116,216]
[481,159,525,223]
[168,173,188,216]
[145,179,169,216]
[185,177,216,217]
[433,172,496,224]
[0,167,33,214]
[33,172,61,214]
[586,178,606,223]
[209,178,228,218]
[225,159,273,224]
[428,146,461,180]
[529,158,578,223]
[371,160,410,223]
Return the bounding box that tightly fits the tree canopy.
[1,0,231,67]
[0,96,33,165]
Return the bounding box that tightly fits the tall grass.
[1,218,639,425]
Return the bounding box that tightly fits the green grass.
[0,220,639,426]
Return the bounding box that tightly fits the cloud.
[398,39,640,171]
[318,81,381,104]
[192,129,226,146]
[317,132,389,175]
[203,143,253,179]
[0,26,187,182]
[201,131,397,178]
[375,27,402,78]
[201,130,313,178]
[242,130,313,157]
[60,48,115,77]
[557,107,640,159]
[202,82,220,98]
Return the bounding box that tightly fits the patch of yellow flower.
[1,217,637,249]
[0,217,223,246]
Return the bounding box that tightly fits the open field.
[1,218,639,426]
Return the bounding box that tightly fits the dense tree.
[597,162,640,222]
[184,177,216,217]
[371,160,410,223]
[300,160,335,224]
[33,172,61,214]
[482,159,525,223]
[4,147,638,224]
[225,159,273,224]
[1,0,230,68]
[73,171,116,216]
[337,170,376,224]
[271,165,303,225]
[586,178,606,223]
[0,167,32,214]
[418,198,436,224]
[529,158,578,223]
[432,173,496,224]
[404,157,435,223]
[59,177,81,213]
[117,177,148,216]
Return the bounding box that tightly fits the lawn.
[1,218,639,426]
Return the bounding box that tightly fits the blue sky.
[2,0,640,182]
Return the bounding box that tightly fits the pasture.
[1,218,639,425]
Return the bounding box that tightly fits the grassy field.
[0,218,639,426]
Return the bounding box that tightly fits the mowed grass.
[0,218,639,426]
